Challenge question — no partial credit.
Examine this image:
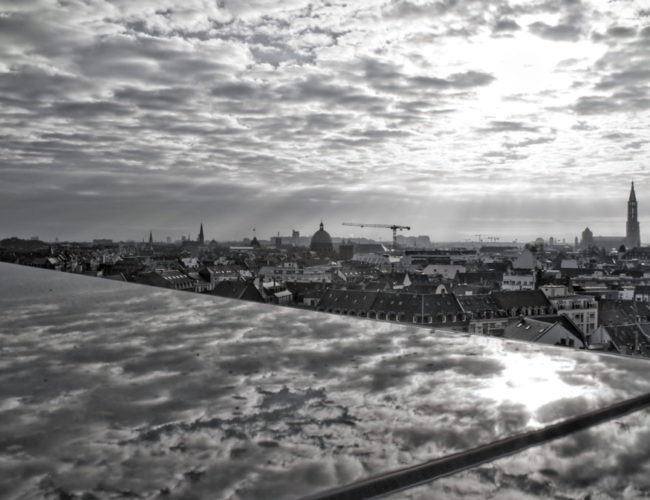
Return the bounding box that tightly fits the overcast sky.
[1,0,649,242]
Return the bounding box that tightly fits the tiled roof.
[456,294,501,314]
[210,280,265,303]
[372,292,463,318]
[316,289,465,323]
[599,300,650,325]
[491,290,551,310]
[503,318,552,342]
[317,289,379,312]
[211,280,247,298]
[536,314,587,345]
[285,281,327,297]
[603,324,650,353]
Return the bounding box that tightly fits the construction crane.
[342,222,411,250]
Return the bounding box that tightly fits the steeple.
[320,220,324,230]
[149,231,153,244]
[626,181,641,248]
[198,223,205,244]
[629,181,637,203]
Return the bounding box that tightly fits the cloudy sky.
[1,0,649,242]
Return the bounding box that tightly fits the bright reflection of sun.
[478,346,587,425]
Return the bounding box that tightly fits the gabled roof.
[503,318,553,342]
[491,290,551,310]
[239,283,266,302]
[535,314,587,346]
[372,292,464,319]
[455,294,501,314]
[210,280,265,303]
[211,280,247,298]
[362,278,393,291]
[599,299,650,325]
[404,273,431,285]
[503,316,586,347]
[601,324,650,353]
[317,289,466,322]
[406,284,444,294]
[317,289,380,312]
[285,281,327,297]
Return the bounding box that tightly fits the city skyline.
[1,1,649,241]
[3,180,642,246]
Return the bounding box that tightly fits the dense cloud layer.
[0,0,649,241]
[2,263,650,498]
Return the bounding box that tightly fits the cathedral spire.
[198,223,204,244]
[630,181,637,203]
[149,231,153,244]
[627,181,640,248]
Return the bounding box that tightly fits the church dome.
[310,221,334,256]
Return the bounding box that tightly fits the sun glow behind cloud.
[0,0,648,241]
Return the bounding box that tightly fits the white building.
[258,264,332,283]
[501,272,535,291]
[619,286,635,301]
[546,294,599,335]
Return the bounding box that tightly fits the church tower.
[626,182,641,248]
[198,223,205,245]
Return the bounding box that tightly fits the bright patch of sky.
[0,0,649,241]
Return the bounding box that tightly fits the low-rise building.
[541,288,599,335]
[456,294,508,335]
[491,290,553,317]
[316,290,380,317]
[132,270,196,291]
[590,324,650,357]
[315,290,468,329]
[209,280,266,303]
[503,316,586,348]
[598,299,650,326]
[422,263,466,280]
[501,271,535,291]
[258,263,333,283]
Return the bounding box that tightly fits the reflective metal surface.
[2,263,649,499]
